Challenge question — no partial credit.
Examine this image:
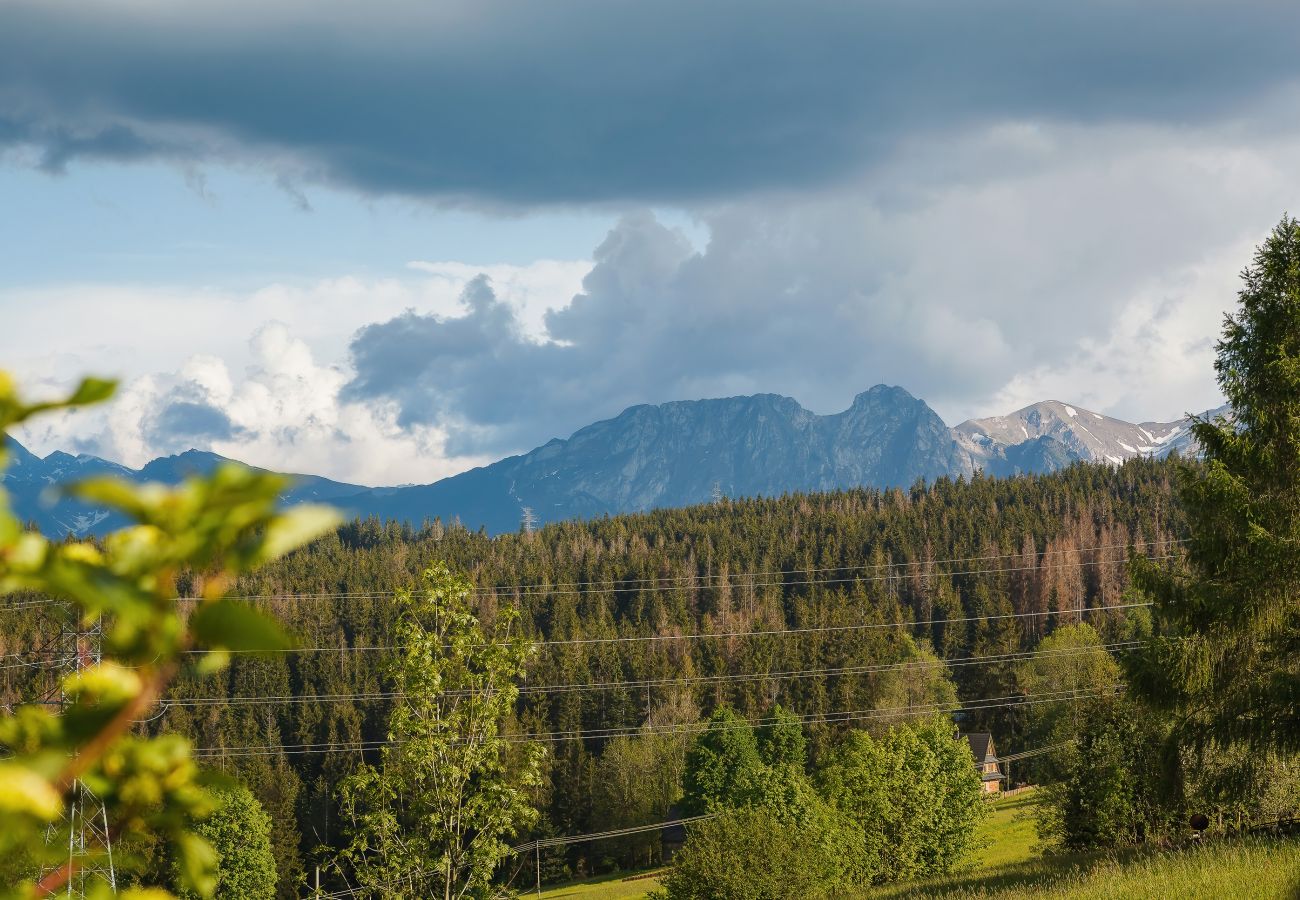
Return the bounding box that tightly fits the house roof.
[963,732,996,762]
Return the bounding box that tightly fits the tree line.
[2,450,1183,895]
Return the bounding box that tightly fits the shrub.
[1038,697,1175,851]
[818,716,987,882]
[656,806,858,900]
[180,783,276,900]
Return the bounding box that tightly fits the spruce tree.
[1131,215,1300,762]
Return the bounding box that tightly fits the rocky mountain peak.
[4,389,1227,537]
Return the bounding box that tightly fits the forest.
[1,455,1184,896]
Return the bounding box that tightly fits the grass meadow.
[863,838,1300,899]
[534,789,1300,899]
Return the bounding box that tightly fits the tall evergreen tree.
[1131,216,1300,766]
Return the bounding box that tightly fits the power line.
[16,599,1154,669]
[189,687,1118,759]
[152,642,1141,710]
[0,655,77,672]
[224,545,1179,603]
[224,537,1190,600]
[6,599,1157,668]
[0,540,1181,617]
[998,740,1076,763]
[448,596,1159,649]
[515,813,717,851]
[316,813,719,899]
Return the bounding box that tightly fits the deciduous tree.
[180,783,276,900]
[335,564,543,900]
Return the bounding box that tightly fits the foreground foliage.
[0,373,338,898]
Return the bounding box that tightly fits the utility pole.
[710,482,724,505]
[42,608,116,897]
[521,506,538,536]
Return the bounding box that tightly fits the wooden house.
[962,732,1004,794]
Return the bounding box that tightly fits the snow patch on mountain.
[955,400,1224,473]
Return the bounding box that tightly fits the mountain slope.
[954,401,1223,475]
[2,440,366,537]
[5,388,1227,537]
[362,385,968,533]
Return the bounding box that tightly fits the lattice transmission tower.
[40,608,117,897]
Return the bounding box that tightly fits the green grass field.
[535,869,662,900]
[863,838,1300,899]
[535,790,1300,899]
[970,789,1042,869]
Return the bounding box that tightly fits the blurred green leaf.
[0,763,61,821]
[194,648,230,677]
[257,503,341,562]
[65,377,118,406]
[106,888,176,900]
[174,832,218,896]
[190,600,291,653]
[67,478,165,521]
[3,376,118,427]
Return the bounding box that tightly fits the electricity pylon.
[41,609,117,897]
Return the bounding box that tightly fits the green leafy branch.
[0,372,340,899]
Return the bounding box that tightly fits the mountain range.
[3,385,1223,537]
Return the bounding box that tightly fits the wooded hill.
[0,457,1184,895]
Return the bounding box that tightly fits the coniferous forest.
[2,456,1184,894]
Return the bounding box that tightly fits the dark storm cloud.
[146,399,245,448]
[3,0,1299,203]
[344,274,569,453]
[343,210,1009,454]
[346,119,1300,455]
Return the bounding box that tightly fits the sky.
[3,0,1299,485]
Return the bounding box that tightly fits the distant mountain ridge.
[3,387,1226,537]
[1,445,365,538]
[955,399,1211,476]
